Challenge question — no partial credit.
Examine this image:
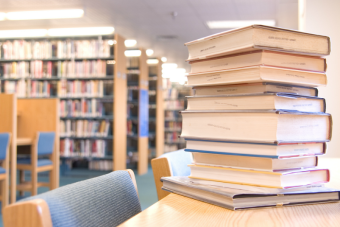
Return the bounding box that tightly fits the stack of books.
[162,25,340,210]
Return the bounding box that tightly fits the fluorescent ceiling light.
[48,27,114,37]
[146,49,154,56]
[0,13,5,20]
[6,9,84,20]
[147,59,159,64]
[0,29,47,38]
[125,39,137,47]
[161,57,167,62]
[207,20,276,29]
[125,50,141,57]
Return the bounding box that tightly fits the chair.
[0,133,10,208]
[3,169,141,227]
[17,132,56,196]
[151,149,193,200]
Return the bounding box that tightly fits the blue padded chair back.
[160,149,193,176]
[22,170,141,227]
[37,132,55,155]
[0,133,10,160]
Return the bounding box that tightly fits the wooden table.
[119,158,340,227]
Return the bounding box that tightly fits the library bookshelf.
[148,59,164,159]
[126,49,149,175]
[163,78,191,153]
[0,33,127,172]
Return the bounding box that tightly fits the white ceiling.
[0,0,298,69]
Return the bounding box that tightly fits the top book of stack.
[185,25,330,61]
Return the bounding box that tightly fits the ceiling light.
[6,9,84,20]
[48,27,114,37]
[0,29,47,38]
[161,57,167,62]
[125,40,137,47]
[125,50,141,57]
[0,13,5,20]
[146,49,154,56]
[147,59,159,64]
[207,20,276,29]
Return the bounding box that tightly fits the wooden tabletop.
[119,157,340,227]
[16,137,33,146]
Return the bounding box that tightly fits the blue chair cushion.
[22,171,141,227]
[160,149,193,176]
[37,132,55,155]
[17,158,52,167]
[0,167,6,174]
[0,133,10,160]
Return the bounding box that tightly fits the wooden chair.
[0,133,10,208]
[151,149,192,200]
[3,169,140,227]
[17,132,56,196]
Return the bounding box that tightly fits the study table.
[119,158,340,227]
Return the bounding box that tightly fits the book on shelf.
[185,25,330,61]
[186,66,327,87]
[89,160,113,171]
[60,119,112,138]
[0,39,111,59]
[181,110,332,143]
[161,176,339,210]
[186,93,325,112]
[185,139,326,159]
[192,152,319,172]
[60,138,112,158]
[188,164,329,189]
[189,50,327,73]
[192,83,318,97]
[60,99,111,117]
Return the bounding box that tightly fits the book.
[189,50,327,73]
[185,139,326,159]
[193,83,318,97]
[188,164,329,188]
[181,110,332,143]
[191,152,318,172]
[185,25,331,61]
[161,176,339,210]
[186,66,327,87]
[186,93,325,113]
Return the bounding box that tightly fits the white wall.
[305,0,340,157]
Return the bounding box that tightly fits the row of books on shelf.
[127,120,137,136]
[165,110,182,119]
[1,39,112,59]
[164,121,182,130]
[89,160,113,171]
[60,120,112,138]
[60,99,112,117]
[165,132,184,143]
[1,80,113,98]
[60,138,112,158]
[0,60,109,78]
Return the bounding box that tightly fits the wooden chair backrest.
[3,169,138,227]
[151,157,172,200]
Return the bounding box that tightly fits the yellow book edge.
[188,176,283,189]
[188,164,282,175]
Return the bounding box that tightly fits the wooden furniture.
[127,49,149,175]
[119,193,340,227]
[123,158,340,227]
[3,169,139,227]
[0,95,59,203]
[0,133,10,208]
[151,149,192,200]
[17,132,56,196]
